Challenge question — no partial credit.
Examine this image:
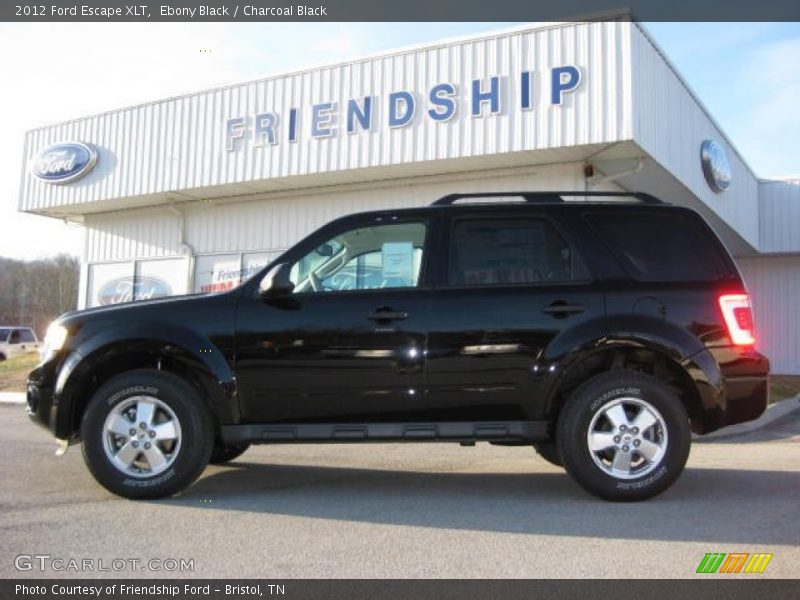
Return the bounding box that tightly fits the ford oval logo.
[31,141,98,184]
[700,139,732,193]
[97,276,172,306]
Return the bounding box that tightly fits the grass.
[770,375,800,404]
[0,352,39,392]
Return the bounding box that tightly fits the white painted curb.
[695,394,800,441]
[0,392,25,405]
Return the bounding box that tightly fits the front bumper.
[26,363,57,434]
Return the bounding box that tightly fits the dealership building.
[17,20,800,374]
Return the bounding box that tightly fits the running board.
[220,421,549,444]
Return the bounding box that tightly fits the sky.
[0,21,798,261]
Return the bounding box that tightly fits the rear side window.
[585,211,731,282]
[448,218,588,286]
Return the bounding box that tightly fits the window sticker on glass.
[381,241,415,283]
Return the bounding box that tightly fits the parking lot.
[0,403,797,579]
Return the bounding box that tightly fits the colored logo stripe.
[697,553,726,573]
[720,553,749,573]
[696,552,773,574]
[744,553,773,574]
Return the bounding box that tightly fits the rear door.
[425,208,605,421]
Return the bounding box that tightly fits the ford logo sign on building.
[97,276,172,306]
[700,139,732,193]
[30,141,98,184]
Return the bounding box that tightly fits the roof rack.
[430,191,664,206]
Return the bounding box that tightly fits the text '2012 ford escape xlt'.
[27,192,769,501]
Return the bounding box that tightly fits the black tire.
[533,442,563,467]
[557,370,691,501]
[80,369,214,500]
[209,442,250,464]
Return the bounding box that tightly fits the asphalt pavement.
[0,404,797,578]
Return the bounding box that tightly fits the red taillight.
[718,293,756,347]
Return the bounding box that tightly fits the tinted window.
[19,329,36,343]
[586,211,730,282]
[448,218,587,286]
[291,222,427,293]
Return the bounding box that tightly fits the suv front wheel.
[80,369,214,499]
[557,370,691,501]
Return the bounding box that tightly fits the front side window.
[19,330,36,343]
[448,218,586,286]
[290,222,427,293]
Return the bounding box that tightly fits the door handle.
[541,301,585,316]
[367,310,409,321]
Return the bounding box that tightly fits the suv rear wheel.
[80,369,214,499]
[557,370,690,501]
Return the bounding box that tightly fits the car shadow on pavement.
[162,463,800,545]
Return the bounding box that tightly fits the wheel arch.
[54,326,238,440]
[545,338,723,434]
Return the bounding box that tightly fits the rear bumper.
[722,374,769,427]
[697,346,770,433]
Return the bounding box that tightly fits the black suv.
[27,192,769,501]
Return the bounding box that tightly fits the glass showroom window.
[193,251,283,294]
[87,262,134,307]
[87,259,189,308]
[134,258,189,300]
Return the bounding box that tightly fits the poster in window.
[381,242,414,284]
[193,254,242,294]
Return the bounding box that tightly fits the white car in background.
[0,327,40,360]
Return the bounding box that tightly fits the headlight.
[41,323,68,360]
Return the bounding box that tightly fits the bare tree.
[0,254,80,336]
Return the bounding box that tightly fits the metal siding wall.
[86,209,182,262]
[737,256,800,375]
[630,24,761,249]
[21,21,632,213]
[758,179,800,253]
[84,161,601,261]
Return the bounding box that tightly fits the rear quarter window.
[585,211,732,282]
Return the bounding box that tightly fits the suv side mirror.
[259,262,295,297]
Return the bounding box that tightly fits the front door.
[235,216,435,424]
[425,210,605,421]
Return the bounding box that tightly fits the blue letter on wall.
[551,66,581,105]
[312,102,336,137]
[347,97,373,133]
[471,77,499,116]
[226,117,246,151]
[428,83,456,121]
[254,113,278,146]
[389,91,415,128]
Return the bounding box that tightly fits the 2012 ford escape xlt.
[27,192,769,501]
